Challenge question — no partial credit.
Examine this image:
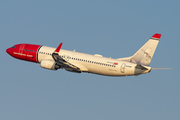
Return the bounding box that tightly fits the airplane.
[6,33,167,76]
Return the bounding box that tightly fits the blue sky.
[1,0,179,120]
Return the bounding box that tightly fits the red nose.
[6,48,11,55]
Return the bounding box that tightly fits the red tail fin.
[151,33,161,39]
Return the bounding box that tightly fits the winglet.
[54,43,63,53]
[151,33,161,39]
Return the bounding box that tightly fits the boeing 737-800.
[6,33,163,76]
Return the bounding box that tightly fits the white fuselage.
[6,33,161,76]
[38,46,149,76]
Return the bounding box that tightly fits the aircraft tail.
[118,33,161,66]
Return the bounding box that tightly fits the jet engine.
[40,60,60,70]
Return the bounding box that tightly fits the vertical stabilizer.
[130,33,161,66]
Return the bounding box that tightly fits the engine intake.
[40,60,60,70]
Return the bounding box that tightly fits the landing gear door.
[120,63,126,73]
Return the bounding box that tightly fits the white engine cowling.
[40,60,60,70]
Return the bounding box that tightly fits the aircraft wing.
[52,43,88,73]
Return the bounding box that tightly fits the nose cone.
[6,48,11,54]
[6,47,14,57]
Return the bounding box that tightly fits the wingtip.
[152,33,161,39]
[55,43,63,53]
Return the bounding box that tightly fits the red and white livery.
[6,33,164,76]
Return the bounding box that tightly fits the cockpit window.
[12,46,16,48]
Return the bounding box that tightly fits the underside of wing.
[52,52,81,72]
[52,43,88,73]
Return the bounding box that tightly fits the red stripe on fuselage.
[6,44,42,63]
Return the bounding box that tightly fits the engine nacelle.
[40,60,60,70]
